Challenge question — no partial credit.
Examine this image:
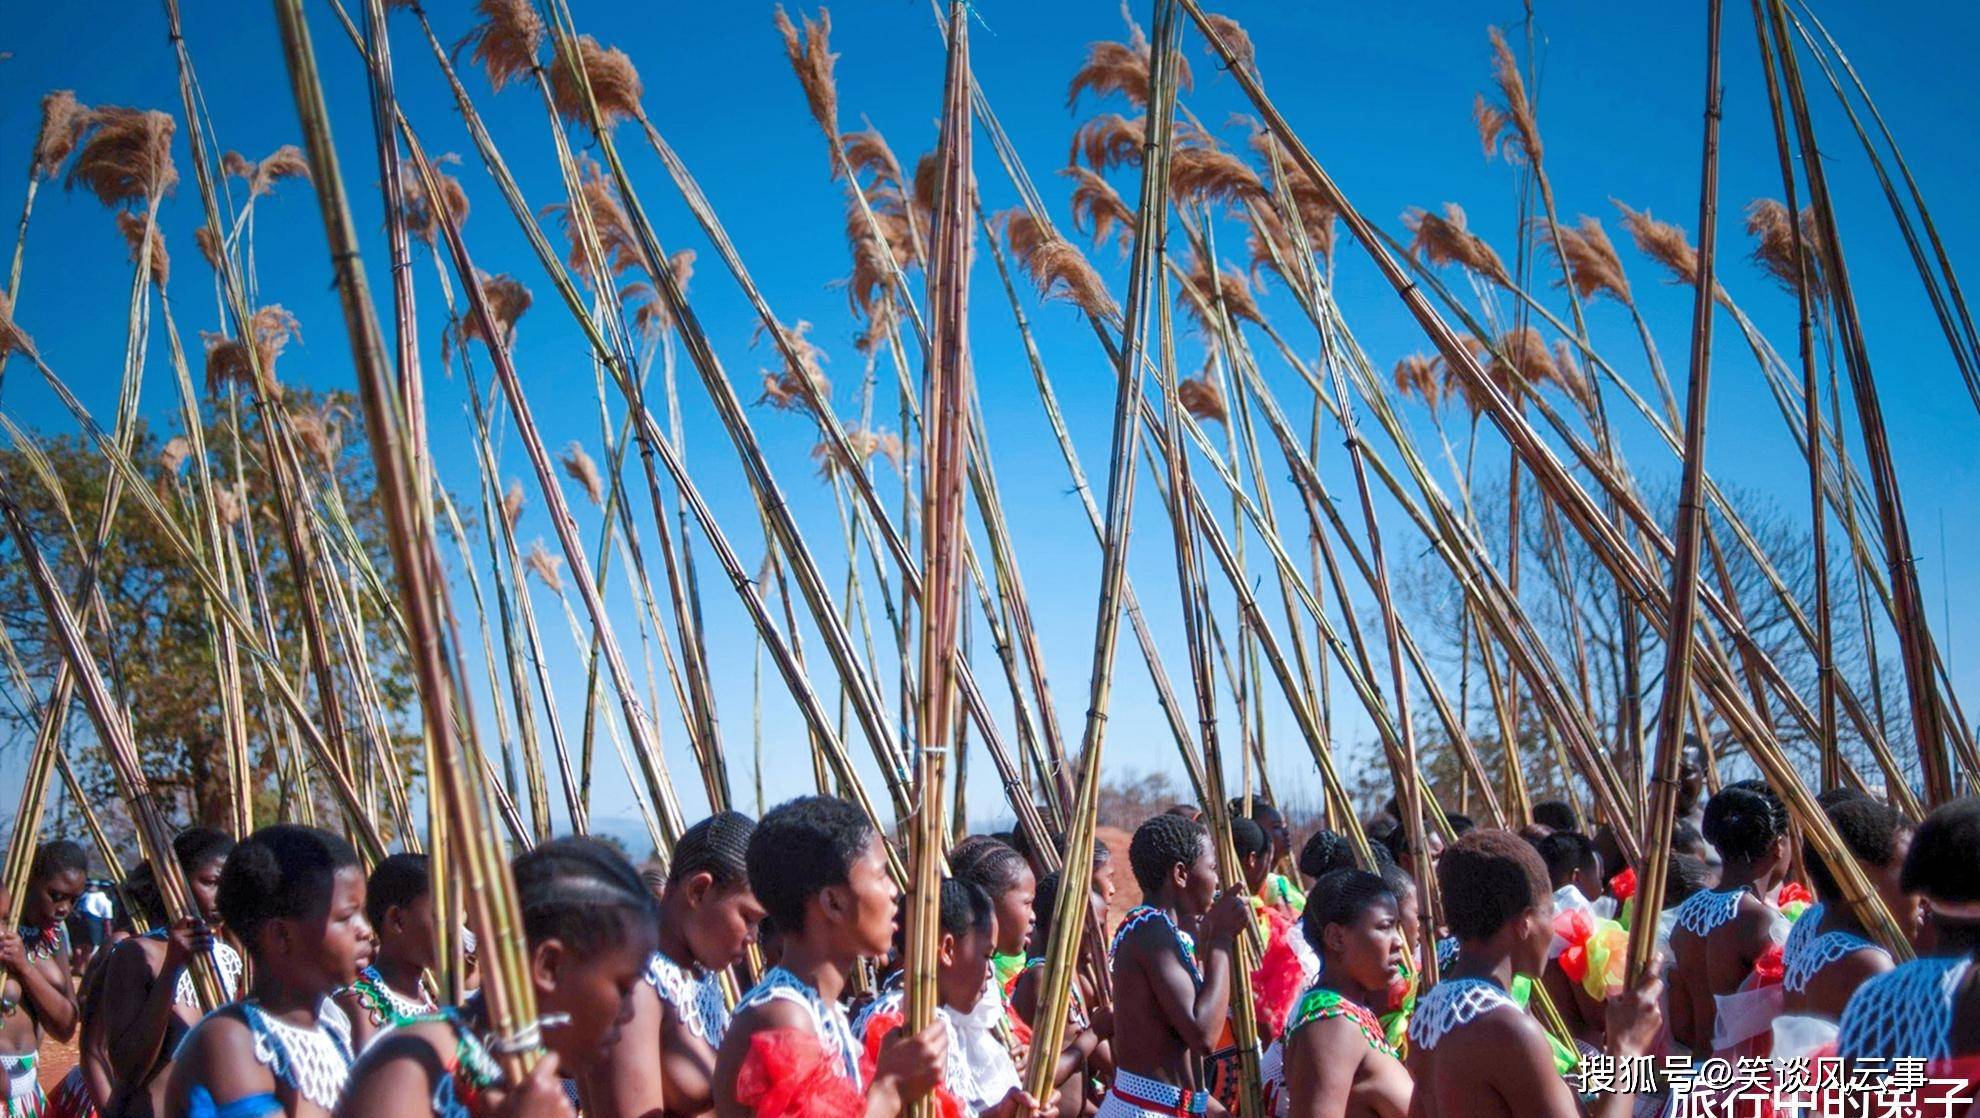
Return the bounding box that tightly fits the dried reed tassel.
[202,305,300,398]
[1002,209,1118,318]
[1069,113,1146,172]
[115,211,169,288]
[753,318,833,409]
[548,34,643,126]
[1176,373,1227,424]
[1478,27,1542,164]
[559,440,605,505]
[1539,217,1632,304]
[402,154,469,244]
[1062,166,1135,254]
[158,436,193,475]
[1168,143,1268,209]
[193,226,223,270]
[773,5,839,163]
[1745,198,1826,297]
[65,107,178,206]
[1199,13,1254,70]
[1066,26,1194,109]
[462,0,545,92]
[32,91,92,179]
[0,294,37,357]
[1614,199,1703,285]
[1177,248,1260,329]
[1393,354,1444,413]
[290,402,348,473]
[811,427,904,478]
[502,479,526,531]
[462,272,532,349]
[524,537,565,591]
[1403,202,1511,286]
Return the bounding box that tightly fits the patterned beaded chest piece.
[737,966,862,1088]
[238,998,357,1112]
[646,951,732,1046]
[348,965,437,1027]
[1406,977,1518,1053]
[1284,987,1396,1058]
[1779,903,1885,995]
[1111,906,1200,983]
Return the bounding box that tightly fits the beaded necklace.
[1110,906,1199,982]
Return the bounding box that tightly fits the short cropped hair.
[748,796,874,933]
[1438,829,1550,942]
[218,825,360,946]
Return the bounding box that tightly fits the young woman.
[1666,781,1792,1057]
[854,880,1044,1118]
[1,840,85,1118]
[333,837,661,1118]
[947,838,1036,1114]
[335,853,439,1050]
[165,825,372,1118]
[1008,873,1108,1118]
[1103,813,1248,1118]
[1270,870,1412,1118]
[1839,796,1980,1069]
[587,811,764,1118]
[57,828,238,1118]
[1405,831,1662,1118]
[1777,795,1909,1047]
[711,796,945,1118]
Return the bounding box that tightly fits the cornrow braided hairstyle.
[1301,869,1396,954]
[217,825,360,947]
[1702,780,1789,864]
[1231,817,1270,862]
[950,835,1030,901]
[512,836,659,955]
[670,811,756,889]
[1129,812,1208,897]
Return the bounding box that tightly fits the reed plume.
[620,249,693,336]
[402,155,468,245]
[502,479,526,530]
[32,91,91,179]
[1002,208,1118,318]
[115,211,169,288]
[462,271,532,349]
[811,427,903,478]
[1479,27,1541,165]
[1440,326,1576,413]
[66,107,177,206]
[159,436,192,476]
[1176,374,1228,424]
[1403,202,1510,286]
[1393,354,1445,413]
[1070,113,1145,172]
[1539,216,1631,304]
[754,318,832,410]
[1745,198,1825,297]
[203,305,300,398]
[773,6,839,154]
[912,151,940,231]
[1248,124,1339,261]
[1613,200,1701,285]
[843,127,909,197]
[549,35,644,126]
[224,144,312,196]
[213,482,246,527]
[845,206,917,314]
[1169,142,1268,209]
[1067,29,1193,109]
[194,226,223,270]
[523,537,565,592]
[1062,166,1134,254]
[543,158,639,281]
[290,401,347,472]
[1200,13,1255,71]
[560,440,605,506]
[463,0,545,91]
[1179,247,1261,329]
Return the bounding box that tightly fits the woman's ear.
[531,937,566,995]
[818,882,848,929]
[683,870,716,910]
[1322,921,1345,955]
[937,931,958,969]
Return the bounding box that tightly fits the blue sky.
[2,0,1977,848]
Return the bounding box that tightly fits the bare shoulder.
[725,996,811,1045]
[348,1019,454,1084]
[173,1010,277,1106]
